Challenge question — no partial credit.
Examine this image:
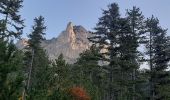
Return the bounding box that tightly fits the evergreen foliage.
[24,16,50,99]
[145,16,170,100]
[0,0,24,39]
[0,39,24,100]
[0,0,24,99]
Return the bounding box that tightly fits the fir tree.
[0,40,24,100]
[126,6,145,100]
[73,46,105,100]
[145,16,170,100]
[48,54,71,99]
[24,16,50,99]
[0,0,24,99]
[0,0,24,39]
[50,54,70,90]
[89,3,121,100]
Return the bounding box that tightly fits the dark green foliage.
[89,3,145,100]
[0,39,24,100]
[125,6,145,100]
[47,54,72,99]
[28,16,46,49]
[145,16,170,100]
[71,46,105,100]
[88,2,170,100]
[0,0,24,38]
[0,0,24,99]
[47,89,71,100]
[49,54,71,90]
[90,3,122,99]
[24,16,50,99]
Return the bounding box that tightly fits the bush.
[68,87,90,100]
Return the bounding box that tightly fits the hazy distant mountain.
[16,22,91,63]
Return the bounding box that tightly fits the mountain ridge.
[16,22,91,63]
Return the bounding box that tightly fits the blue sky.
[21,0,170,39]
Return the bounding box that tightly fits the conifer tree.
[145,16,170,100]
[0,0,24,99]
[90,3,142,99]
[73,46,105,100]
[0,0,24,39]
[50,54,70,90]
[89,3,122,100]
[0,40,24,100]
[126,6,145,100]
[24,16,50,99]
[48,54,71,99]
[89,3,147,100]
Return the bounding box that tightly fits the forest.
[0,0,170,100]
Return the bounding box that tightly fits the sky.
[20,0,170,39]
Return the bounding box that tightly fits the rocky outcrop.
[16,38,28,50]
[17,22,91,63]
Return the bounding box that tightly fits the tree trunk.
[27,49,35,91]
[149,30,155,100]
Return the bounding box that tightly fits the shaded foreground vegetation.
[0,0,170,100]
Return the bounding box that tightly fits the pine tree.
[90,3,143,99]
[89,3,149,100]
[51,54,70,90]
[89,3,122,100]
[72,46,105,100]
[0,0,24,39]
[24,16,50,99]
[145,16,170,100]
[126,6,145,100]
[0,0,24,99]
[115,18,136,100]
[0,40,24,100]
[48,54,71,99]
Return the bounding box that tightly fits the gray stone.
[16,22,91,64]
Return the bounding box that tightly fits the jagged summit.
[17,22,91,63]
[66,22,74,32]
[43,22,90,63]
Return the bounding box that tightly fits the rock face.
[17,22,91,63]
[16,38,29,50]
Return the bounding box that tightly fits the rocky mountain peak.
[66,22,76,48]
[17,22,91,63]
[43,22,91,63]
[66,22,74,32]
